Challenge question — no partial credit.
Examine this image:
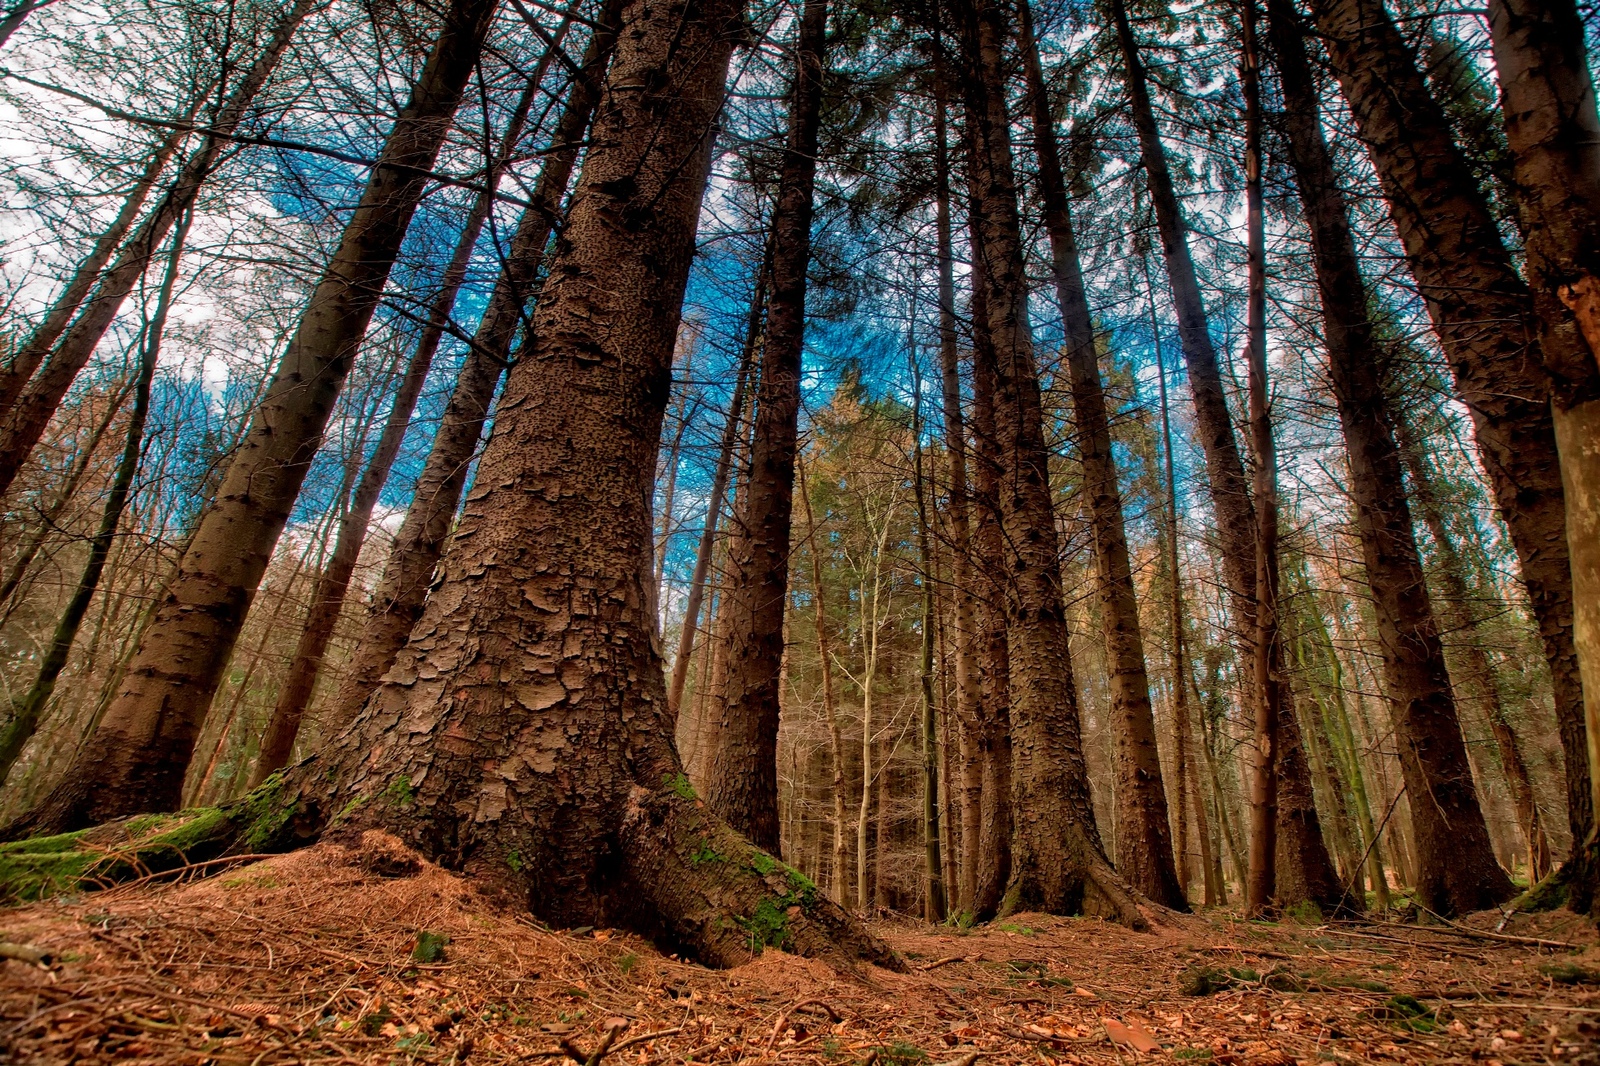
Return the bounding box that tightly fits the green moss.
[689,839,723,867]
[1540,962,1600,985]
[384,774,416,807]
[785,867,819,910]
[664,773,696,801]
[868,1041,926,1066]
[505,849,523,873]
[1374,994,1437,1032]
[738,896,792,952]
[0,829,88,856]
[1284,900,1323,925]
[1514,870,1568,912]
[749,851,777,876]
[0,844,94,902]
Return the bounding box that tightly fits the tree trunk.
[931,48,981,920]
[1482,0,1600,910]
[1400,431,1553,881]
[956,0,1141,926]
[0,120,189,420]
[914,362,947,921]
[1240,0,1280,918]
[1269,0,1512,914]
[701,0,827,851]
[964,264,1014,921]
[1016,0,1183,910]
[0,0,314,500]
[1306,0,1588,904]
[0,209,190,785]
[1109,0,1343,911]
[317,6,622,741]
[250,30,579,785]
[0,0,56,49]
[230,0,896,970]
[4,0,500,836]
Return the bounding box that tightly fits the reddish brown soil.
[2,833,1596,1064]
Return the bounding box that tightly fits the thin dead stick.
[766,998,842,1048]
[1408,904,1576,951]
[919,954,980,971]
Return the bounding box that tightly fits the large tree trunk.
[247,0,893,970]
[1240,0,1281,918]
[914,374,947,921]
[3,0,499,836]
[701,0,827,851]
[1305,0,1588,905]
[316,9,621,742]
[1482,0,1600,910]
[0,210,190,785]
[1108,0,1343,911]
[956,0,1141,926]
[1268,0,1511,915]
[250,29,580,785]
[964,260,1015,921]
[1015,0,1182,911]
[0,0,314,500]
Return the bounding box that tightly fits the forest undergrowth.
[1,832,1596,1065]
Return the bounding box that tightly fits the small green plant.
[821,1037,842,1060]
[385,775,416,807]
[1284,900,1323,925]
[996,922,1035,936]
[1374,994,1437,1033]
[411,931,449,963]
[869,1041,927,1066]
[689,839,723,867]
[505,849,523,873]
[396,1031,432,1051]
[1173,1049,1213,1061]
[360,1004,393,1036]
[1179,965,1234,996]
[663,773,697,800]
[617,952,639,975]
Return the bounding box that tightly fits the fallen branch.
[0,942,49,965]
[919,954,980,971]
[558,1018,629,1066]
[1410,906,1576,951]
[766,998,842,1048]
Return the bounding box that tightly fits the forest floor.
[1,831,1597,1065]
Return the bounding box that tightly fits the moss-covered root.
[619,783,904,971]
[0,773,315,903]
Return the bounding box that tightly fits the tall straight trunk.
[798,454,848,906]
[856,519,893,911]
[1305,0,1588,900]
[956,0,1141,925]
[1108,0,1343,910]
[1241,0,1281,918]
[319,5,623,740]
[227,0,896,970]
[0,0,315,500]
[5,0,501,835]
[1150,275,1217,906]
[1016,0,1183,910]
[251,32,575,784]
[702,0,827,852]
[656,328,700,585]
[964,246,1014,920]
[931,48,981,919]
[0,209,190,785]
[1400,432,1553,880]
[914,362,947,921]
[0,121,190,419]
[1483,0,1600,908]
[1269,0,1511,914]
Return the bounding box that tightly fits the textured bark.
[1269,0,1511,915]
[931,55,980,919]
[1306,0,1588,895]
[320,10,621,740]
[1483,0,1600,908]
[0,0,314,500]
[3,0,498,836]
[260,0,896,970]
[701,0,827,851]
[1017,0,1182,910]
[1110,0,1342,910]
[957,0,1141,926]
[1240,0,1280,917]
[964,237,1013,922]
[251,32,577,785]
[0,211,188,785]
[0,122,187,421]
[914,381,947,921]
